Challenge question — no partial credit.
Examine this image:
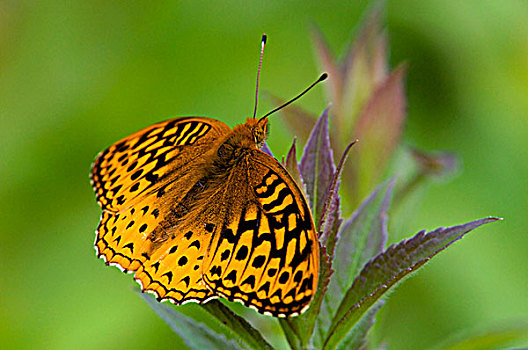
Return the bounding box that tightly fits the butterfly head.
[244,117,269,149]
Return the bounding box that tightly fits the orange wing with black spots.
[91,117,230,211]
[91,117,231,304]
[202,149,319,317]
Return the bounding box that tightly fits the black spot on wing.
[241,275,256,288]
[178,256,188,266]
[210,265,222,277]
[162,271,173,283]
[294,270,303,283]
[123,242,134,253]
[235,246,248,261]
[181,276,190,288]
[252,255,266,268]
[151,261,160,273]
[131,169,143,181]
[225,270,237,283]
[141,206,149,215]
[279,271,290,284]
[257,281,270,293]
[189,240,201,249]
[130,182,140,192]
[221,249,230,262]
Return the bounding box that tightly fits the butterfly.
[90,35,326,317]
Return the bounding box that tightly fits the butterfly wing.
[91,117,230,212]
[202,149,319,317]
[91,117,231,304]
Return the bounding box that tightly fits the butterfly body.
[91,116,319,317]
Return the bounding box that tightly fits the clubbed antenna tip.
[259,72,329,121]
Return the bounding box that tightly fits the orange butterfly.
[91,35,326,317]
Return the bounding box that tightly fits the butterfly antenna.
[253,34,267,119]
[259,73,328,121]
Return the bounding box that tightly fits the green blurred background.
[1,1,527,349]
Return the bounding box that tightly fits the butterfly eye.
[253,130,265,148]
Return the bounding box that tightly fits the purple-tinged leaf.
[139,293,272,350]
[261,142,274,157]
[340,1,389,131]
[343,1,388,84]
[280,247,333,349]
[268,94,316,146]
[320,192,342,258]
[284,138,354,348]
[300,107,336,226]
[389,147,460,239]
[410,147,459,179]
[324,217,502,349]
[284,139,305,195]
[311,25,344,113]
[337,301,384,350]
[304,141,355,348]
[319,140,357,251]
[350,65,407,206]
[314,179,393,349]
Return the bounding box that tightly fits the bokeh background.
[1,1,527,349]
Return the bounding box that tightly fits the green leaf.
[278,317,303,350]
[140,293,273,350]
[435,325,528,350]
[139,293,240,350]
[312,179,393,349]
[337,179,394,281]
[201,300,274,350]
[300,107,336,226]
[324,217,502,349]
[336,301,383,350]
